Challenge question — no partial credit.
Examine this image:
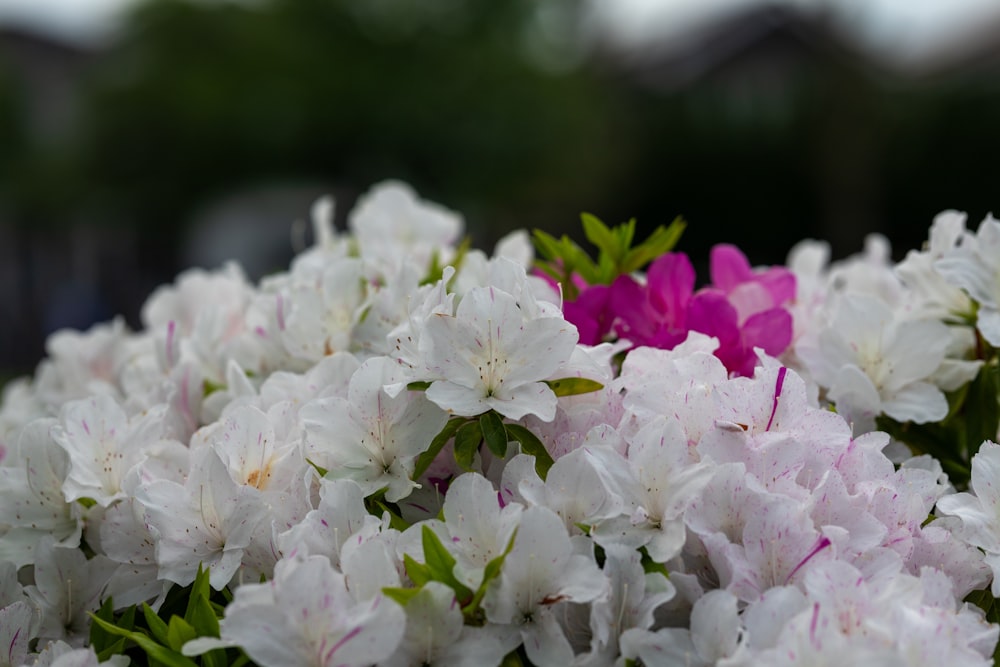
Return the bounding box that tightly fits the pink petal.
[709,244,753,292]
[646,252,695,320]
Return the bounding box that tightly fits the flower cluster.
[1,184,1000,666]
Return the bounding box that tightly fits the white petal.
[881,382,948,424]
[978,308,1000,347]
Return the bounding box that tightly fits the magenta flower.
[687,289,792,377]
[563,284,614,345]
[611,252,696,349]
[709,244,796,320]
[553,243,794,376]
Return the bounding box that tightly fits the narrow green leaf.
[464,530,517,618]
[531,229,563,262]
[422,526,474,602]
[413,417,468,480]
[875,416,971,486]
[406,381,432,391]
[166,616,197,652]
[229,653,252,667]
[368,496,410,531]
[622,218,687,274]
[382,586,423,607]
[203,379,225,396]
[500,650,526,667]
[186,593,221,639]
[453,421,482,471]
[305,458,328,478]
[480,411,509,458]
[143,603,171,646]
[89,597,117,654]
[119,603,137,632]
[640,547,669,577]
[181,563,221,641]
[200,648,230,667]
[96,638,128,662]
[581,213,618,260]
[544,377,604,397]
[403,553,432,587]
[504,423,554,480]
[965,362,1000,460]
[619,218,636,251]
[89,614,200,667]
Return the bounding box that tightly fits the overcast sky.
[2,0,999,66]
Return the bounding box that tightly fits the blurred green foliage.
[3,0,1000,376]
[74,0,623,249]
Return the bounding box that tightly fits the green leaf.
[544,377,604,397]
[406,381,432,391]
[403,553,432,587]
[480,411,509,458]
[166,615,197,652]
[305,458,328,478]
[201,649,231,667]
[181,563,221,639]
[964,362,1000,460]
[382,586,423,607]
[422,526,474,603]
[504,423,554,480]
[367,495,410,531]
[581,213,619,261]
[413,416,468,480]
[463,530,517,621]
[203,379,225,396]
[453,421,482,471]
[639,547,669,577]
[875,415,971,486]
[143,603,171,646]
[96,637,128,663]
[500,649,527,667]
[89,597,118,654]
[186,590,221,639]
[89,613,200,667]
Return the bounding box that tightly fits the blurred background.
[1,0,999,378]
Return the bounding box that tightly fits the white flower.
[483,506,607,667]
[301,356,448,502]
[134,447,265,589]
[26,641,128,667]
[420,285,578,421]
[24,537,115,646]
[573,544,676,665]
[276,478,383,567]
[0,600,36,667]
[382,582,515,667]
[400,472,522,592]
[279,257,369,361]
[588,418,712,562]
[938,441,1000,595]
[807,294,950,429]
[185,553,405,667]
[0,419,82,567]
[936,213,1000,345]
[348,180,463,277]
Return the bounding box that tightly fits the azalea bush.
[3,182,1000,666]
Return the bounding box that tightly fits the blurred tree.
[76,0,623,267]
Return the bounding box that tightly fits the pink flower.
[709,244,796,321]
[611,252,695,350]
[691,246,795,376]
[563,284,614,346]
